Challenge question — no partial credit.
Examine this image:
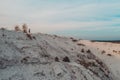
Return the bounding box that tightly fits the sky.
[0,0,120,40]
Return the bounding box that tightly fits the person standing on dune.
[29,28,31,34]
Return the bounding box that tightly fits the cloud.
[0,0,120,40]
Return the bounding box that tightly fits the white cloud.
[0,0,120,35]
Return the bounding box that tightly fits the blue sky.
[0,0,120,40]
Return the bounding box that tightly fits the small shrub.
[101,50,106,54]
[70,37,73,39]
[41,54,50,58]
[63,56,70,62]
[119,51,120,54]
[0,27,7,37]
[54,35,58,37]
[55,57,59,62]
[86,49,91,53]
[0,27,6,30]
[96,59,105,68]
[113,50,117,53]
[77,54,79,57]
[71,48,74,51]
[81,49,84,53]
[21,56,30,63]
[77,43,85,46]
[70,37,78,42]
[72,39,78,42]
[33,36,36,40]
[26,33,32,40]
[77,59,96,68]
[107,54,112,56]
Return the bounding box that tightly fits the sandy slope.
[0,29,118,80]
[79,40,120,80]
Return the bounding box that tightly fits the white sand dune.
[79,40,120,80]
[0,29,118,80]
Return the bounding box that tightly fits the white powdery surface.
[0,29,118,80]
[79,40,120,80]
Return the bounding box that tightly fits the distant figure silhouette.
[22,24,36,40]
[29,28,31,34]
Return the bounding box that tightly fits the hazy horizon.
[0,0,120,40]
